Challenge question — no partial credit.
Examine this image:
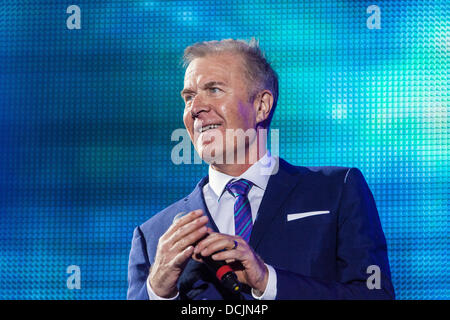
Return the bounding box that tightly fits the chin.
[195,140,224,164]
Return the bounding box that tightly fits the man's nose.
[190,94,210,119]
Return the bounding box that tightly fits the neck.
[211,163,254,177]
[211,140,267,177]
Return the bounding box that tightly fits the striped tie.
[226,179,253,242]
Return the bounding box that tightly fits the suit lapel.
[249,158,306,250]
[183,176,220,233]
[179,176,228,299]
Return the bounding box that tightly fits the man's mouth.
[199,124,221,133]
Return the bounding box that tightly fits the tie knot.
[226,179,253,197]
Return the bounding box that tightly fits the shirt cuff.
[251,264,277,300]
[146,275,179,300]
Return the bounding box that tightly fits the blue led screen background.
[0,1,448,299]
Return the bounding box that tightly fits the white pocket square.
[287,210,330,222]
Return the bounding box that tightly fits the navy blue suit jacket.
[127,158,395,300]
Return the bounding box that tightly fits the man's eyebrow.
[180,81,227,97]
[202,81,227,89]
[180,88,195,97]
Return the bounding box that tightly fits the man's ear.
[254,90,274,126]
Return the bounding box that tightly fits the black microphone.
[173,212,241,293]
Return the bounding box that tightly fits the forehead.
[183,53,247,87]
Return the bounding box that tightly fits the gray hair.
[182,38,278,128]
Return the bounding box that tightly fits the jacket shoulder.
[303,166,368,188]
[278,159,367,196]
[282,157,355,184]
[303,165,354,183]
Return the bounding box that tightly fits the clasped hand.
[148,210,268,298]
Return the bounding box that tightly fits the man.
[127,39,395,300]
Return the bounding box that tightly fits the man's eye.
[184,95,193,102]
[209,87,221,93]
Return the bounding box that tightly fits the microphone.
[173,212,241,293]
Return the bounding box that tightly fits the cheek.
[219,102,250,128]
[183,109,191,127]
[183,111,195,139]
[236,102,256,127]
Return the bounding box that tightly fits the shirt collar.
[208,151,274,200]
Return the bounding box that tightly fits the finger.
[211,246,246,262]
[199,238,237,257]
[172,223,209,252]
[169,214,209,245]
[191,251,203,263]
[194,232,223,254]
[195,233,242,254]
[172,245,195,267]
[163,209,203,239]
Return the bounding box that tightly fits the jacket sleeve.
[127,226,150,300]
[275,168,395,299]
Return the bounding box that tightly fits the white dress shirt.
[147,152,278,300]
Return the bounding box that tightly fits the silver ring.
[232,240,238,250]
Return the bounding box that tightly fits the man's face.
[181,53,258,164]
